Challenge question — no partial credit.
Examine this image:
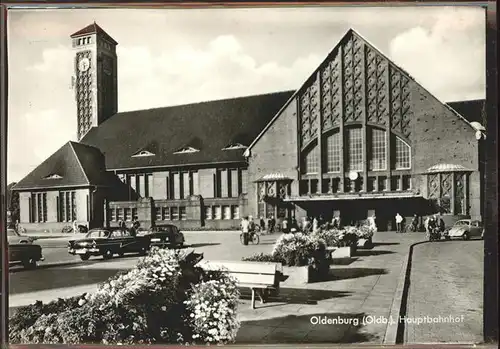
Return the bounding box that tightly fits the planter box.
[330,246,354,258]
[357,237,373,249]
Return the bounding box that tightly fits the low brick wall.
[18,222,88,234]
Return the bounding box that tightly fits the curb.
[383,239,428,344]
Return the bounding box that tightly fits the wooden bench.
[197,260,284,309]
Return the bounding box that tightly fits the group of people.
[395,213,446,234]
[116,219,141,237]
[425,214,446,234]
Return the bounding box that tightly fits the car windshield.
[86,230,110,238]
[7,229,19,237]
[156,226,176,234]
[455,221,470,226]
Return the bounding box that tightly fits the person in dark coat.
[259,217,266,232]
[438,215,446,233]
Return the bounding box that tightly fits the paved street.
[404,239,483,344]
[9,231,279,295]
[9,230,428,344]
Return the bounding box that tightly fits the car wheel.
[139,247,147,256]
[103,250,113,260]
[252,234,260,245]
[462,233,470,241]
[80,254,90,261]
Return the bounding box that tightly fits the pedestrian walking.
[241,216,250,245]
[312,217,319,232]
[282,217,289,234]
[395,213,403,233]
[367,214,377,232]
[259,216,266,233]
[302,217,311,233]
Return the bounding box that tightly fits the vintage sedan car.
[146,224,185,249]
[444,219,483,240]
[6,229,44,269]
[68,228,150,261]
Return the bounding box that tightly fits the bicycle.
[240,230,260,245]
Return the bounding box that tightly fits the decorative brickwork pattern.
[299,75,320,148]
[455,173,466,214]
[389,65,412,137]
[342,35,364,123]
[320,51,342,131]
[428,173,439,198]
[75,50,93,140]
[366,48,389,126]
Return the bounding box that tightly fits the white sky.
[7,6,486,183]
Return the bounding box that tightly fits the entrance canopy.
[255,173,293,182]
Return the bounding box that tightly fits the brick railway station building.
[13,23,486,232]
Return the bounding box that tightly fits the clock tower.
[71,23,118,141]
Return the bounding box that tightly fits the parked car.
[7,228,35,244]
[68,228,150,261]
[6,229,44,269]
[444,219,483,240]
[146,224,185,249]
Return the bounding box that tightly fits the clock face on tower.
[78,57,90,72]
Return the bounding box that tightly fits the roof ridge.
[69,142,91,185]
[115,90,295,115]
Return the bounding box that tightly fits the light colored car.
[6,229,44,269]
[444,219,483,240]
[7,228,35,244]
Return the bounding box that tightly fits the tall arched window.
[347,128,363,171]
[303,145,319,174]
[369,128,387,171]
[325,132,341,173]
[395,136,411,169]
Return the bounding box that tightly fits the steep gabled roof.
[446,99,486,126]
[70,22,118,45]
[246,28,482,153]
[13,141,108,191]
[80,91,294,171]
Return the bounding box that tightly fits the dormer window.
[222,143,248,150]
[44,174,63,179]
[173,146,200,154]
[132,150,155,157]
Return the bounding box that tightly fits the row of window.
[155,206,187,221]
[204,205,240,220]
[299,175,412,195]
[76,37,92,46]
[74,37,113,50]
[30,191,80,223]
[109,207,139,222]
[120,169,248,200]
[303,127,411,174]
[30,193,48,223]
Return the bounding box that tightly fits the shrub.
[356,224,376,239]
[10,296,85,343]
[10,248,239,345]
[185,273,240,344]
[242,253,278,263]
[310,228,342,247]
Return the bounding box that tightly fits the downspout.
[91,185,98,227]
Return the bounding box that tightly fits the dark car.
[6,229,44,269]
[68,228,150,261]
[146,224,185,249]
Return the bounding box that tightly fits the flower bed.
[243,232,329,282]
[10,248,240,345]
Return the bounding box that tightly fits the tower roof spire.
[70,22,118,45]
